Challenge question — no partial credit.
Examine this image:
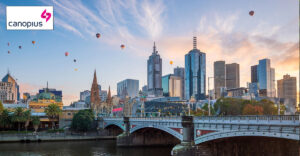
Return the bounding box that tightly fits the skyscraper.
[256,58,275,97]
[90,70,101,111]
[117,79,139,98]
[226,63,240,89]
[162,74,182,98]
[174,67,185,99]
[251,65,258,83]
[147,42,163,97]
[214,61,226,99]
[277,74,297,106]
[185,36,206,100]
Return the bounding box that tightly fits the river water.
[0,140,173,156]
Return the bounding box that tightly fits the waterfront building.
[90,70,101,113]
[142,85,148,96]
[226,63,240,89]
[185,36,206,100]
[277,74,297,113]
[39,86,62,99]
[80,90,90,102]
[174,67,185,99]
[147,42,163,97]
[0,71,20,103]
[162,74,182,98]
[214,61,226,99]
[227,87,248,97]
[117,79,139,98]
[29,86,63,113]
[248,82,259,98]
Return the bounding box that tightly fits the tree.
[45,104,62,129]
[259,99,277,115]
[202,103,216,116]
[214,98,243,115]
[0,101,4,115]
[242,104,263,115]
[31,116,40,132]
[0,109,11,130]
[11,107,26,131]
[71,109,94,132]
[23,109,31,132]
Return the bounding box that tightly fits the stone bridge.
[99,115,299,155]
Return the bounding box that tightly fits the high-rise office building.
[80,90,90,102]
[277,74,297,106]
[117,79,139,98]
[226,63,240,89]
[251,65,258,83]
[174,67,185,99]
[147,42,163,97]
[162,74,182,98]
[214,61,226,99]
[255,58,275,97]
[185,36,206,100]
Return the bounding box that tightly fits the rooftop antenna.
[193,36,197,50]
[153,42,156,54]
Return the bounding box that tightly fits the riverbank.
[0,133,115,143]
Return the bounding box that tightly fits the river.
[0,140,173,156]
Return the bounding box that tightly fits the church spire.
[106,85,112,104]
[93,70,98,85]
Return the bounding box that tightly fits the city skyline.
[0,0,298,105]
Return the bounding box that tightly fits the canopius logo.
[41,9,51,22]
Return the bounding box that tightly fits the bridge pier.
[116,117,131,146]
[172,116,197,156]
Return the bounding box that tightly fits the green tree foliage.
[0,109,11,130]
[23,110,31,131]
[45,104,62,129]
[31,116,40,132]
[0,101,4,114]
[71,109,94,132]
[215,98,278,115]
[11,107,26,131]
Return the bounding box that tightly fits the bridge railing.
[194,115,299,125]
[129,117,181,121]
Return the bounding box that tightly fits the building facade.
[226,63,240,89]
[255,59,275,97]
[147,42,163,97]
[251,65,258,83]
[277,74,297,108]
[174,67,185,99]
[29,88,63,112]
[80,90,90,102]
[185,36,206,100]
[162,74,182,98]
[0,72,19,103]
[117,79,139,99]
[214,61,226,99]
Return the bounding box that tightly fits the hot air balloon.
[32,41,35,45]
[120,44,125,49]
[7,42,10,46]
[75,68,78,71]
[8,51,10,54]
[18,46,22,49]
[65,52,69,56]
[73,59,77,62]
[170,61,173,65]
[96,33,101,38]
[249,10,254,16]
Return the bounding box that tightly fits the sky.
[0,0,299,105]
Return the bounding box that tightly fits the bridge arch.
[130,124,183,141]
[195,130,299,145]
[104,122,125,131]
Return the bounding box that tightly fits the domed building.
[29,85,63,113]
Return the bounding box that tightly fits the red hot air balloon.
[8,51,10,54]
[7,42,10,46]
[32,41,35,45]
[96,33,101,38]
[249,10,254,16]
[18,46,22,49]
[65,52,69,56]
[120,44,125,49]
